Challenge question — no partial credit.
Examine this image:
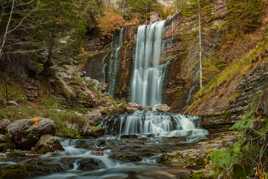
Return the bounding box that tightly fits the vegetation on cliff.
[0,0,268,178]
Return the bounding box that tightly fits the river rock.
[34,135,63,153]
[0,159,63,179]
[7,118,56,150]
[0,119,11,134]
[83,127,105,137]
[78,158,105,171]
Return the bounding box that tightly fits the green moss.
[0,106,39,120]
[209,95,268,177]
[203,57,222,83]
[40,95,63,109]
[0,82,27,103]
[0,98,88,138]
[226,0,264,33]
[46,109,84,138]
[188,39,268,111]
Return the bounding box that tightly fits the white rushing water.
[107,28,124,96]
[59,140,117,169]
[110,111,208,141]
[131,20,168,106]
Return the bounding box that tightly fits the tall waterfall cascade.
[131,20,168,106]
[107,28,124,96]
[104,20,208,141]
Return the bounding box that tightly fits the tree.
[0,0,102,78]
[0,0,15,58]
[197,0,203,89]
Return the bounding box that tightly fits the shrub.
[97,8,125,37]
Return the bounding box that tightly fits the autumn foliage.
[97,8,125,37]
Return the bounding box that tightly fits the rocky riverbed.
[0,129,237,179]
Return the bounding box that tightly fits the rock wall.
[162,13,198,112]
[114,26,137,100]
[85,52,108,83]
[201,59,268,132]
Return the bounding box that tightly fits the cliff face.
[85,0,268,119]
[164,0,268,115]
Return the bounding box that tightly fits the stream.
[1,111,208,179]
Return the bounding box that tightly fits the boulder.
[83,127,105,138]
[0,119,11,134]
[34,135,63,153]
[78,158,105,171]
[7,118,56,150]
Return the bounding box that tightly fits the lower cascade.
[104,110,208,142]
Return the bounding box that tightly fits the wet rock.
[0,159,63,179]
[120,134,139,139]
[7,118,56,150]
[111,151,143,161]
[84,127,105,138]
[152,104,170,112]
[60,157,81,170]
[160,132,238,169]
[34,135,63,154]
[96,138,106,147]
[0,119,11,134]
[126,103,143,112]
[78,158,105,171]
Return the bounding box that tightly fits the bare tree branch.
[5,48,45,54]
[8,7,37,34]
[0,0,15,58]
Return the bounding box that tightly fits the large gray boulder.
[7,118,56,150]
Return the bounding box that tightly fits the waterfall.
[131,20,168,106]
[103,20,208,142]
[107,28,124,96]
[104,111,208,141]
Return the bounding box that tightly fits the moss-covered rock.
[0,159,63,179]
[7,118,56,150]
